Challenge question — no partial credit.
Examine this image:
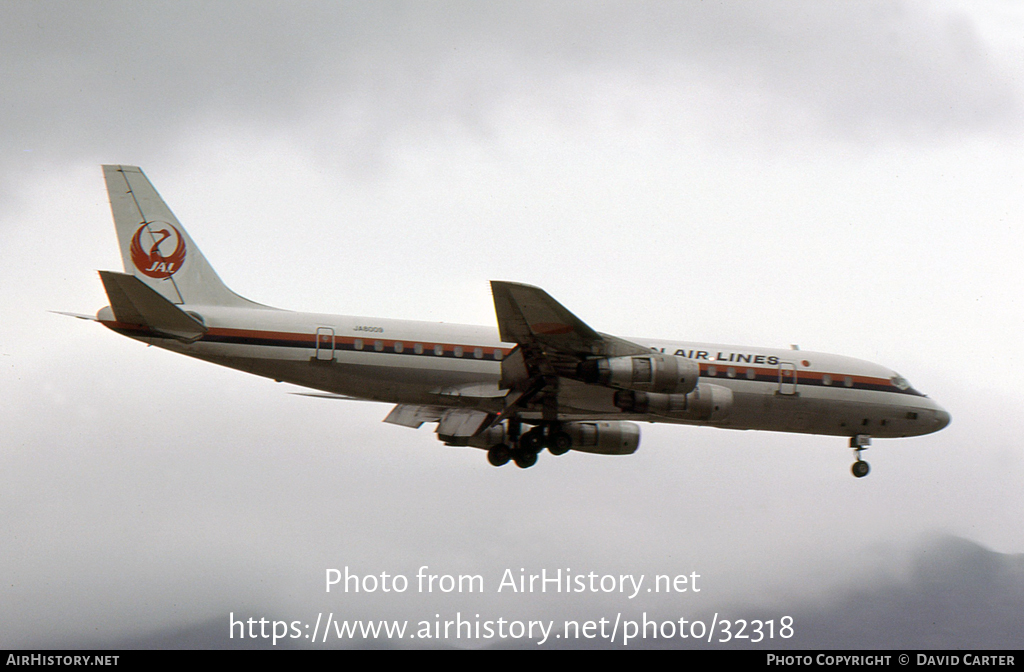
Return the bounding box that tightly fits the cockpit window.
[890,373,911,391]
[890,373,925,396]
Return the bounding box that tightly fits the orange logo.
[130,223,186,279]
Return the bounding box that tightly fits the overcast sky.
[1,0,1022,649]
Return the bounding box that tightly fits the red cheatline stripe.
[697,363,891,387]
[101,320,903,391]
[103,321,514,357]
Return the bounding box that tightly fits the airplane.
[72,165,950,477]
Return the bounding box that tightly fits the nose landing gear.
[850,434,871,478]
[851,459,870,478]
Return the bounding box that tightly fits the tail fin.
[102,165,262,308]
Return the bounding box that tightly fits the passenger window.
[823,374,832,386]
[394,342,404,353]
[746,368,755,380]
[727,367,736,378]
[708,365,717,377]
[414,343,423,355]
[474,347,483,359]
[434,344,444,356]
[354,339,363,351]
[494,349,503,361]
[374,340,383,352]
[844,376,853,388]
[454,346,463,358]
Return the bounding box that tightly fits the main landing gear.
[850,434,871,478]
[487,423,572,469]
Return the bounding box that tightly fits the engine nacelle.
[564,421,641,455]
[614,383,733,422]
[457,424,506,449]
[578,353,699,395]
[459,421,640,455]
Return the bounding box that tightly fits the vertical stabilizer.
[102,165,262,308]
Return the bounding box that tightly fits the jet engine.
[578,354,699,395]
[563,421,641,455]
[462,420,640,455]
[614,382,732,422]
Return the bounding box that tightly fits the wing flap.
[383,404,447,428]
[432,382,506,399]
[437,409,493,437]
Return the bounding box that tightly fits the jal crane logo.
[130,223,187,279]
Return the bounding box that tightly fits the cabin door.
[777,361,798,395]
[315,327,335,361]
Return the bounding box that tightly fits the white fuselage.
[99,303,950,440]
[92,164,950,476]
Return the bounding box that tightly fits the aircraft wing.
[491,281,650,362]
[489,281,652,421]
[491,281,604,354]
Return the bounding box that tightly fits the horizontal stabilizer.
[50,311,97,321]
[99,271,207,342]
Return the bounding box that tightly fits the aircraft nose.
[932,407,951,431]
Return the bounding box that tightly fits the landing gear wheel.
[849,435,871,478]
[487,444,511,467]
[519,429,544,452]
[548,431,572,456]
[513,450,538,469]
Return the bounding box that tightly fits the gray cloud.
[1,0,1021,652]
[25,535,1024,649]
[1,1,1017,180]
